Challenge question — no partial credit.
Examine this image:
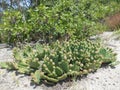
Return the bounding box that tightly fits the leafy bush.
[0,40,116,84]
[0,0,120,44]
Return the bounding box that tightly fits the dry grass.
[105,12,120,30]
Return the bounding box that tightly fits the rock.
[0,44,8,49]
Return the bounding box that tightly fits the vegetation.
[0,0,119,85]
[0,0,120,44]
[0,40,116,84]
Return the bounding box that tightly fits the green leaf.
[55,67,63,76]
[59,60,69,73]
[109,61,120,67]
[31,70,41,84]
[35,43,44,53]
[29,59,40,69]
[0,62,16,70]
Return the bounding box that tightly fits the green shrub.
[0,0,120,44]
[0,10,31,44]
[0,40,116,84]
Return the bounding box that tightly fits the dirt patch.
[105,12,120,30]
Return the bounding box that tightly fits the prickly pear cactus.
[0,40,116,84]
[31,40,116,84]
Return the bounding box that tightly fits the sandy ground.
[0,32,120,90]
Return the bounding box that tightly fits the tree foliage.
[0,0,120,44]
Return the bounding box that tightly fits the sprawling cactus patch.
[0,40,116,84]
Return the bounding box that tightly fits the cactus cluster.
[0,45,41,74]
[32,40,116,84]
[0,40,116,84]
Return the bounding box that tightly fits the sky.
[0,0,31,11]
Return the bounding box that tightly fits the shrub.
[0,40,116,84]
[0,0,120,44]
[0,10,30,44]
